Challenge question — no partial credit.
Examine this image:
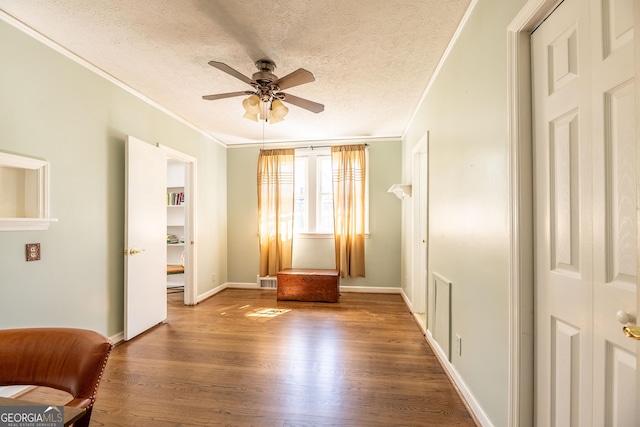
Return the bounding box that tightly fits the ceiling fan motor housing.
[255,59,276,72]
[252,59,278,84]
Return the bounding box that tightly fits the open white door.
[124,135,167,341]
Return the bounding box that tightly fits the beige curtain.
[257,149,295,277]
[331,144,366,278]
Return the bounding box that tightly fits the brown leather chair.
[0,328,112,427]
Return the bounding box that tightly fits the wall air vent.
[257,276,277,289]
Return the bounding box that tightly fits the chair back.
[0,328,112,411]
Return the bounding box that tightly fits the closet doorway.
[160,144,197,306]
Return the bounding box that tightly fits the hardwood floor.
[24,289,478,426]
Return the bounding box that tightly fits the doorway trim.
[158,144,198,305]
[507,0,561,425]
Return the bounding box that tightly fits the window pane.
[317,156,334,233]
[318,156,332,193]
[318,194,334,233]
[294,157,308,232]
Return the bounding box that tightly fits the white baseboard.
[340,286,401,293]
[226,282,260,289]
[197,283,228,302]
[109,331,124,345]
[227,283,403,294]
[400,288,414,312]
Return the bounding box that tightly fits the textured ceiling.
[0,0,471,146]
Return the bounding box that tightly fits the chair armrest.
[66,397,92,409]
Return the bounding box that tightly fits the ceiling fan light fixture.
[269,114,283,124]
[242,94,260,114]
[269,99,288,124]
[243,111,259,122]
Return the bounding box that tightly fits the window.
[294,149,333,233]
[294,148,369,235]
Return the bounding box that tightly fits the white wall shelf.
[0,152,57,231]
[0,218,58,231]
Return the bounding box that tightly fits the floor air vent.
[257,276,277,289]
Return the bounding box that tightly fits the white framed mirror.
[0,152,57,231]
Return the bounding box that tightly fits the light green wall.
[227,140,402,287]
[0,18,227,337]
[402,0,527,425]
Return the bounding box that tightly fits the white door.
[413,134,428,323]
[124,135,167,340]
[591,0,637,424]
[532,0,637,425]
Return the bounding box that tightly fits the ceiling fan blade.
[202,91,253,101]
[281,93,324,113]
[208,61,253,85]
[275,69,315,90]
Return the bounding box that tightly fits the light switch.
[26,243,40,261]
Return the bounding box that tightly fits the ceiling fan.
[202,59,324,123]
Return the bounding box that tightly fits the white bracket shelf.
[0,218,58,231]
[388,184,412,200]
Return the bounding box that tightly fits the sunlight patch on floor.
[246,308,291,318]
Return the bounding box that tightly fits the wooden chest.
[276,269,340,303]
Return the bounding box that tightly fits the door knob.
[623,325,640,340]
[616,310,635,325]
[617,311,640,340]
[129,248,145,255]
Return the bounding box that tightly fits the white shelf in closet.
[166,160,185,288]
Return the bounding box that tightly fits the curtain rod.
[295,143,369,150]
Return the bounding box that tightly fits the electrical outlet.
[212,273,216,284]
[26,243,40,261]
[455,334,462,356]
